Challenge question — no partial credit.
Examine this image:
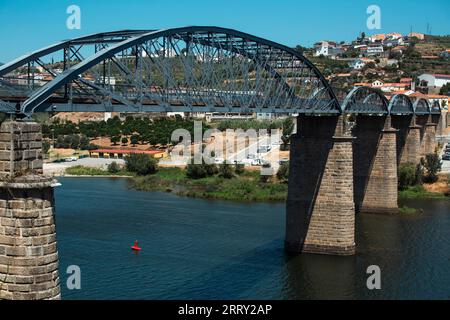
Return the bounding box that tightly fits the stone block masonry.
[353,116,398,214]
[0,121,60,300]
[0,121,43,179]
[286,115,355,256]
[392,115,421,166]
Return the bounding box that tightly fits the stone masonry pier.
[391,115,421,166]
[0,121,60,300]
[353,115,398,214]
[286,115,355,256]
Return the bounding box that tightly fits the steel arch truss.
[413,98,431,115]
[388,94,414,115]
[0,27,340,117]
[340,86,389,114]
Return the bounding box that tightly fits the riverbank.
[62,166,449,203]
[131,168,288,202]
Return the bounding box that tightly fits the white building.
[314,41,342,58]
[366,45,384,56]
[349,59,366,70]
[418,74,450,88]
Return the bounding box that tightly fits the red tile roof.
[91,149,164,155]
[434,74,450,79]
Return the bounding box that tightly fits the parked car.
[257,145,271,153]
[443,153,450,161]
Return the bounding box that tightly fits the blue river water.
[55,177,450,300]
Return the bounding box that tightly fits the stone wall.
[0,121,60,300]
[286,115,355,256]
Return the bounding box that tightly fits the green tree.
[422,153,442,183]
[186,163,207,179]
[439,83,450,95]
[234,163,245,175]
[219,161,234,179]
[107,161,121,174]
[130,135,139,147]
[42,141,51,154]
[111,135,121,146]
[276,162,289,182]
[398,164,418,190]
[281,117,295,151]
[121,137,129,145]
[125,154,158,176]
[79,135,90,150]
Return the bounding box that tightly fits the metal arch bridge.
[0,26,441,118]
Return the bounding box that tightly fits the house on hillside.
[366,45,384,56]
[408,32,425,40]
[314,41,343,58]
[418,74,450,89]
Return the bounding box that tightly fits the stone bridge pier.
[0,121,60,300]
[391,115,421,166]
[416,115,437,157]
[353,115,398,214]
[285,115,355,256]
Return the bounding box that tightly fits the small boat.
[131,240,141,251]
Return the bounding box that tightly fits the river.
[55,177,450,300]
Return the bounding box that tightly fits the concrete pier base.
[0,121,60,300]
[285,115,355,256]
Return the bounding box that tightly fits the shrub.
[121,137,129,145]
[186,163,207,179]
[219,161,234,179]
[204,163,218,176]
[277,162,289,182]
[107,161,121,174]
[398,164,417,190]
[42,141,51,154]
[422,153,442,183]
[234,163,245,175]
[125,154,157,176]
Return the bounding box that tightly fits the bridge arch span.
[388,94,414,115]
[413,98,431,115]
[340,86,389,114]
[3,26,340,117]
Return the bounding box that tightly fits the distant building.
[89,149,167,159]
[386,32,403,40]
[400,78,413,83]
[408,32,425,40]
[391,45,406,55]
[366,45,384,56]
[418,74,450,88]
[349,59,366,70]
[314,41,343,58]
[354,79,409,93]
[369,34,386,43]
[440,49,450,58]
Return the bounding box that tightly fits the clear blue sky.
[0,0,449,62]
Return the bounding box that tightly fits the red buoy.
[131,240,141,251]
